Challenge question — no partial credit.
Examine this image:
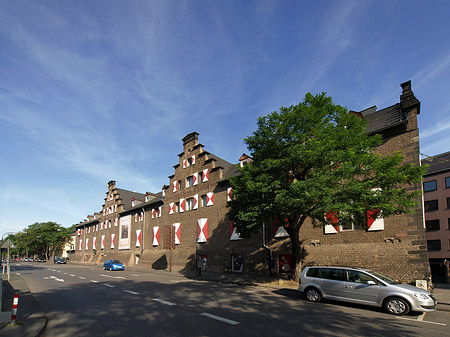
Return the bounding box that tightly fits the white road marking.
[131,274,140,277]
[63,273,68,275]
[91,280,99,283]
[70,274,76,277]
[79,277,86,280]
[105,284,115,288]
[152,298,176,306]
[45,276,64,282]
[123,290,140,295]
[397,317,447,326]
[200,313,239,325]
[100,274,126,279]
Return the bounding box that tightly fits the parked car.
[54,258,66,264]
[103,259,125,271]
[298,266,436,315]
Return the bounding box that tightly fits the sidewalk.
[0,272,47,337]
[0,265,449,337]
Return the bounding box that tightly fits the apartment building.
[423,151,450,283]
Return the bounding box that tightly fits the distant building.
[422,151,450,283]
[73,81,431,284]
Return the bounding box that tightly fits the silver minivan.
[298,266,436,315]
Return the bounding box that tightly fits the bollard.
[11,290,19,324]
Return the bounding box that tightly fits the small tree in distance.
[227,92,426,281]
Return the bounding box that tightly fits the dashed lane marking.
[200,313,239,325]
[104,284,115,288]
[123,290,140,295]
[100,274,126,280]
[91,280,99,283]
[152,298,176,306]
[396,317,447,326]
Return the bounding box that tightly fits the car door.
[317,268,347,299]
[344,270,380,304]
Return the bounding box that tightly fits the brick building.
[422,151,450,283]
[74,81,431,284]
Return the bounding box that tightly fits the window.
[427,239,441,251]
[447,197,450,209]
[448,218,450,230]
[423,180,437,192]
[201,195,207,207]
[425,219,440,231]
[318,268,346,281]
[186,176,194,188]
[186,198,194,211]
[446,177,450,188]
[347,270,379,285]
[306,268,320,277]
[425,199,439,212]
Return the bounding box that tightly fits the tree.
[227,92,426,281]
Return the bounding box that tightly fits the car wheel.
[384,297,410,315]
[305,287,322,302]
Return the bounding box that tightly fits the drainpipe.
[141,206,145,253]
[262,221,273,277]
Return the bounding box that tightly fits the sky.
[1,0,450,236]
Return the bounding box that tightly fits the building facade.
[423,151,450,283]
[74,81,431,284]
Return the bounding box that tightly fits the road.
[11,262,450,336]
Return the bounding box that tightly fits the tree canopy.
[227,92,425,279]
[5,222,74,260]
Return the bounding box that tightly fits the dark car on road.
[54,257,66,264]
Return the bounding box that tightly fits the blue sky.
[1,1,450,235]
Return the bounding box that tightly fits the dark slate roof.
[122,192,164,214]
[362,103,408,135]
[115,188,146,211]
[423,151,450,176]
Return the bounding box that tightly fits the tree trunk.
[287,221,303,283]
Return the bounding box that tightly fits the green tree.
[227,93,425,280]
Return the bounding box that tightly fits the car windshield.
[368,270,398,284]
[111,260,122,264]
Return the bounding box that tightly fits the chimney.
[400,80,420,114]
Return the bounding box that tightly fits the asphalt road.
[11,263,450,337]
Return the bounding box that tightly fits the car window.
[318,268,346,281]
[347,270,378,284]
[305,268,320,277]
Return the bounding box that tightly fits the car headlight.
[413,293,430,300]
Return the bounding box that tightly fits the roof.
[423,151,450,176]
[362,103,408,135]
[114,188,146,211]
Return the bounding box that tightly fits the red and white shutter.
[183,159,188,168]
[136,230,142,247]
[153,226,160,246]
[193,194,199,210]
[193,172,198,186]
[367,210,384,231]
[324,211,339,234]
[78,229,81,236]
[173,181,178,192]
[111,234,116,249]
[206,192,214,206]
[93,237,97,250]
[96,224,99,231]
[179,198,186,213]
[135,214,138,222]
[191,155,196,165]
[101,235,105,250]
[85,238,89,250]
[229,220,242,240]
[152,209,156,219]
[158,206,162,218]
[202,169,209,182]
[173,223,181,245]
[103,209,106,216]
[79,239,83,251]
[169,202,175,215]
[227,187,232,201]
[109,220,111,228]
[114,218,118,227]
[197,218,208,243]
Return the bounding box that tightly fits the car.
[298,266,436,315]
[54,258,66,264]
[103,259,125,271]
